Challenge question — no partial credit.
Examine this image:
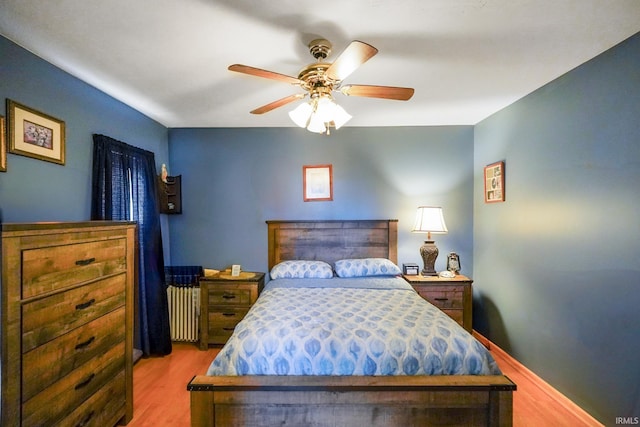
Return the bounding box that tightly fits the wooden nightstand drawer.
[441,309,464,326]
[416,287,464,309]
[200,272,265,347]
[403,274,473,333]
[208,309,247,343]
[209,308,250,328]
[208,287,254,306]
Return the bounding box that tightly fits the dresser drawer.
[208,287,254,306]
[57,370,126,427]
[22,237,128,298]
[22,274,126,351]
[22,307,125,402]
[22,342,125,426]
[416,287,463,309]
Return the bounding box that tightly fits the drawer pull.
[74,373,95,390]
[223,327,235,331]
[75,336,96,350]
[222,294,236,300]
[75,298,96,310]
[434,298,449,302]
[75,257,96,266]
[76,410,94,427]
[222,313,236,317]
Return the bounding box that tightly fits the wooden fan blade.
[229,64,303,85]
[340,84,415,101]
[325,41,378,81]
[250,93,306,114]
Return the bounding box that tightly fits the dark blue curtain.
[91,134,171,356]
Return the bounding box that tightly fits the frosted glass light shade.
[315,96,337,123]
[306,113,327,133]
[289,102,313,128]
[288,95,351,134]
[333,104,352,129]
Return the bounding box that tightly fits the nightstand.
[199,271,265,348]
[403,274,473,333]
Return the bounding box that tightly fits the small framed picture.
[0,116,6,172]
[484,161,505,203]
[303,164,333,202]
[7,99,65,165]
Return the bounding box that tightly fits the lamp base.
[419,240,439,276]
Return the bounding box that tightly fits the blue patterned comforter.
[207,277,501,376]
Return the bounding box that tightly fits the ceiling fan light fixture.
[288,102,313,128]
[230,39,413,134]
[332,104,352,129]
[306,113,327,134]
[314,96,337,123]
[288,96,351,134]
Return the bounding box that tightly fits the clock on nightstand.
[403,274,473,333]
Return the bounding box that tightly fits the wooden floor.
[127,342,602,427]
[489,343,603,427]
[127,343,219,427]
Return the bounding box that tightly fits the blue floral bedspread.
[207,277,501,376]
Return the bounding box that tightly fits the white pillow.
[334,258,402,278]
[270,260,334,280]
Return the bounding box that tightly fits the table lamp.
[412,206,448,276]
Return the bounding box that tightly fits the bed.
[188,220,515,426]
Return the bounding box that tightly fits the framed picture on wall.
[303,164,333,202]
[484,161,505,203]
[0,116,6,172]
[7,99,66,165]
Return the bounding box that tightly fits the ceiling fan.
[228,38,415,134]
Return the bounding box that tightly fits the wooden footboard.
[188,374,516,427]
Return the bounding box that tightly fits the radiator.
[167,285,200,342]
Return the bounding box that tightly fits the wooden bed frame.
[188,220,516,426]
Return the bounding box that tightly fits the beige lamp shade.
[412,206,448,237]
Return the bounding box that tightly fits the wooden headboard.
[266,220,398,270]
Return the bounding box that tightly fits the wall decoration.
[0,116,6,172]
[303,164,333,201]
[484,161,505,203]
[7,99,65,165]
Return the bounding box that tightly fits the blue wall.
[167,126,475,276]
[473,33,640,423]
[0,36,170,255]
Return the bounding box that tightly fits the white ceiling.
[1,1,639,128]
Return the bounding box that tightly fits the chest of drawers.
[199,272,264,348]
[1,222,135,426]
[403,274,473,332]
